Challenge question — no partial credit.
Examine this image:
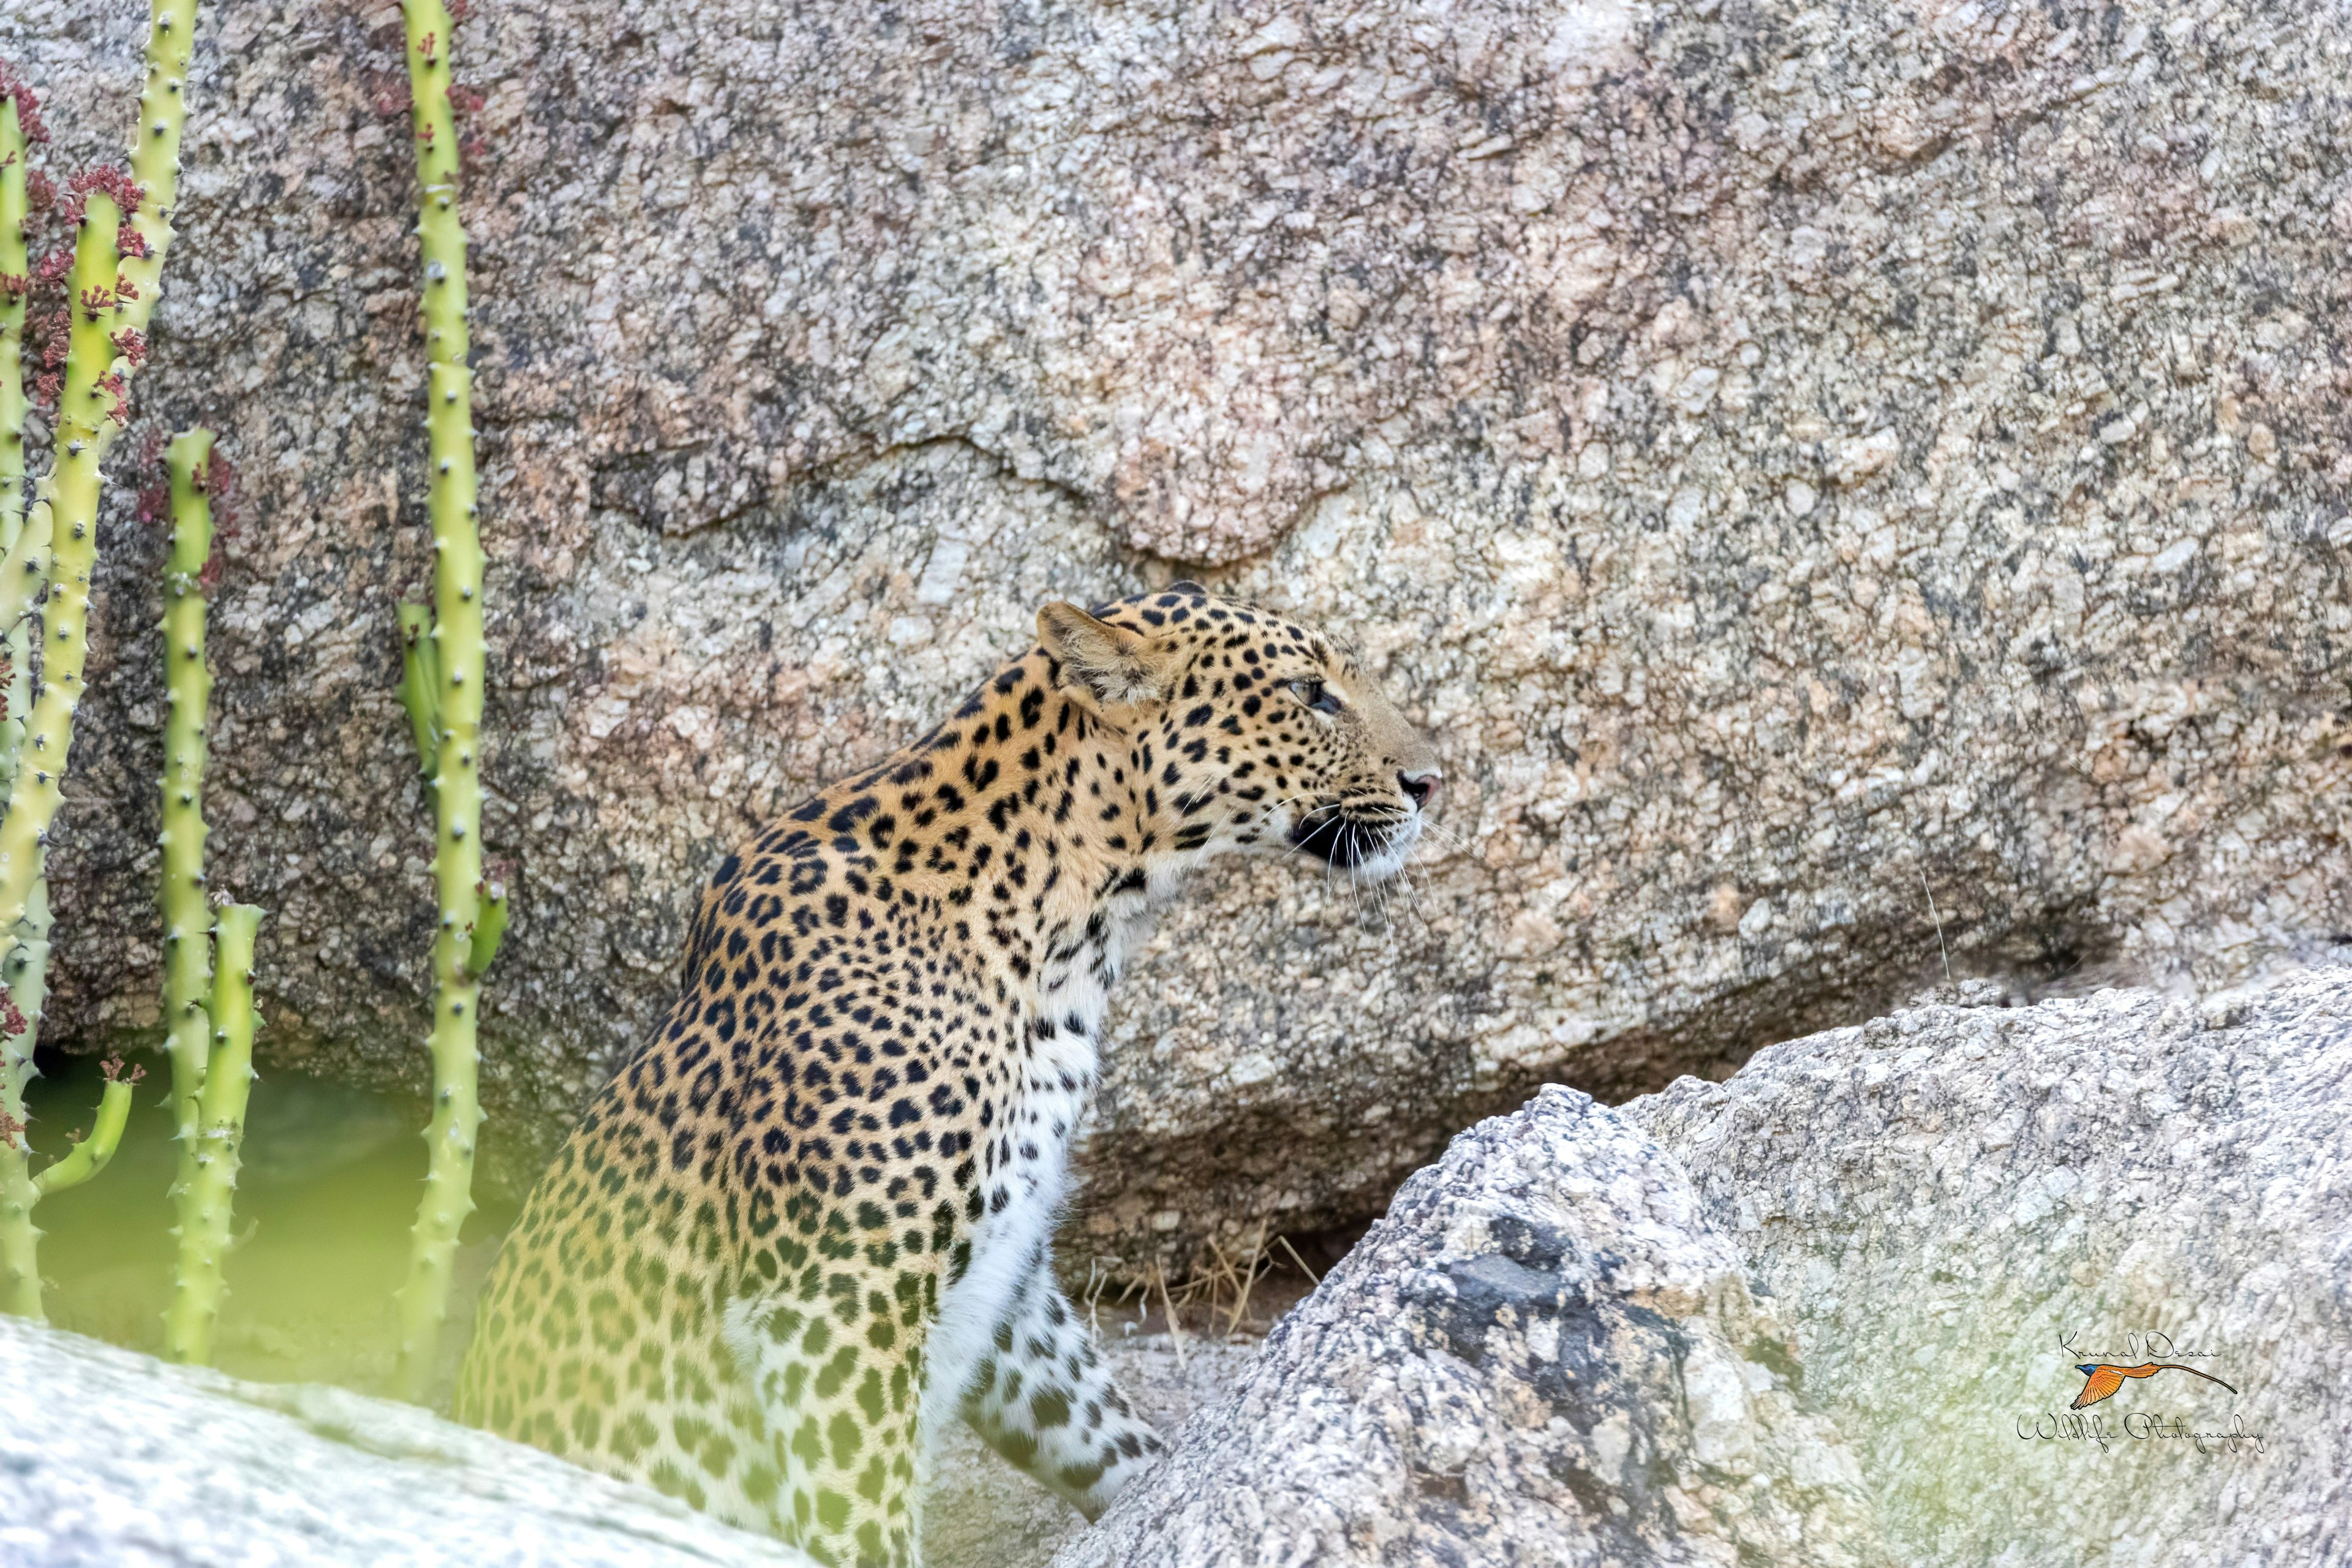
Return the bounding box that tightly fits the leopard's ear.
[1036,602,1175,714]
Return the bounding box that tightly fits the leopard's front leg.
[956,1247,1165,1520]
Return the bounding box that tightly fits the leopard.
[454,583,1442,1566]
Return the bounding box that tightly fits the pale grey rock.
[1055,1086,1891,1567]
[1626,966,2352,1568]
[923,1333,1256,1568]
[2,0,2347,1273]
[0,1313,815,1567]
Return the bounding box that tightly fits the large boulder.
[0,1313,815,1567]
[8,0,2350,1267]
[1057,1085,1892,1566]
[1626,967,2352,1565]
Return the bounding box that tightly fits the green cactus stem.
[0,0,203,1000]
[115,1,198,352]
[0,878,48,1120]
[160,429,214,1170]
[0,491,51,636]
[33,1058,140,1197]
[466,879,507,980]
[396,599,439,780]
[1,78,33,572]
[0,883,42,1317]
[390,0,502,1403]
[0,184,127,1076]
[0,2,203,1322]
[0,72,39,1317]
[162,902,260,1366]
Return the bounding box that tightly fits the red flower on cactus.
[33,248,70,287]
[96,368,129,424]
[99,1055,146,1085]
[113,276,139,301]
[135,429,172,530]
[37,310,67,371]
[0,990,26,1038]
[0,59,50,145]
[118,227,150,259]
[201,460,243,590]
[111,326,148,367]
[0,1108,23,1147]
[60,165,143,225]
[0,273,25,300]
[203,447,241,523]
[134,437,241,557]
[78,284,119,317]
[418,31,439,64]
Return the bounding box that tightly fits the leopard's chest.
[916,907,1139,1447]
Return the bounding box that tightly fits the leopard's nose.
[1398,768,1441,812]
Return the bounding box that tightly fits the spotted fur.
[455,586,1441,1565]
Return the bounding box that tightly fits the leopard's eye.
[1290,679,1344,715]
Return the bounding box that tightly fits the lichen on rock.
[1627,967,2352,1567]
[1058,1085,1893,1566]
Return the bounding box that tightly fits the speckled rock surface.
[0,1314,815,1567]
[1626,967,2352,1567]
[5,0,2350,1266]
[1055,1085,1891,1567]
[923,1333,1257,1568]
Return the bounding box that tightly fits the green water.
[22,1049,511,1394]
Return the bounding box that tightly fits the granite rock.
[1,0,2347,1268]
[1627,967,2352,1567]
[0,1313,816,1567]
[1055,1085,1891,1567]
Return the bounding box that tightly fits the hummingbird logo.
[2069,1362,2237,1410]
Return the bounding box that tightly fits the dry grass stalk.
[1152,1259,1187,1370]
[1274,1232,1322,1285]
[1223,1218,1270,1336]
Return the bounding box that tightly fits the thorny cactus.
[0,70,49,1065]
[0,0,205,1321]
[0,0,203,940]
[162,903,262,1366]
[0,1054,139,1205]
[32,1055,141,1199]
[0,61,43,574]
[390,0,509,1401]
[0,57,46,1321]
[0,956,40,1316]
[0,63,54,643]
[159,429,218,1201]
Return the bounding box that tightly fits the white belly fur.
[916,896,1146,1474]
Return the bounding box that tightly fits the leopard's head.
[1036,584,1440,882]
